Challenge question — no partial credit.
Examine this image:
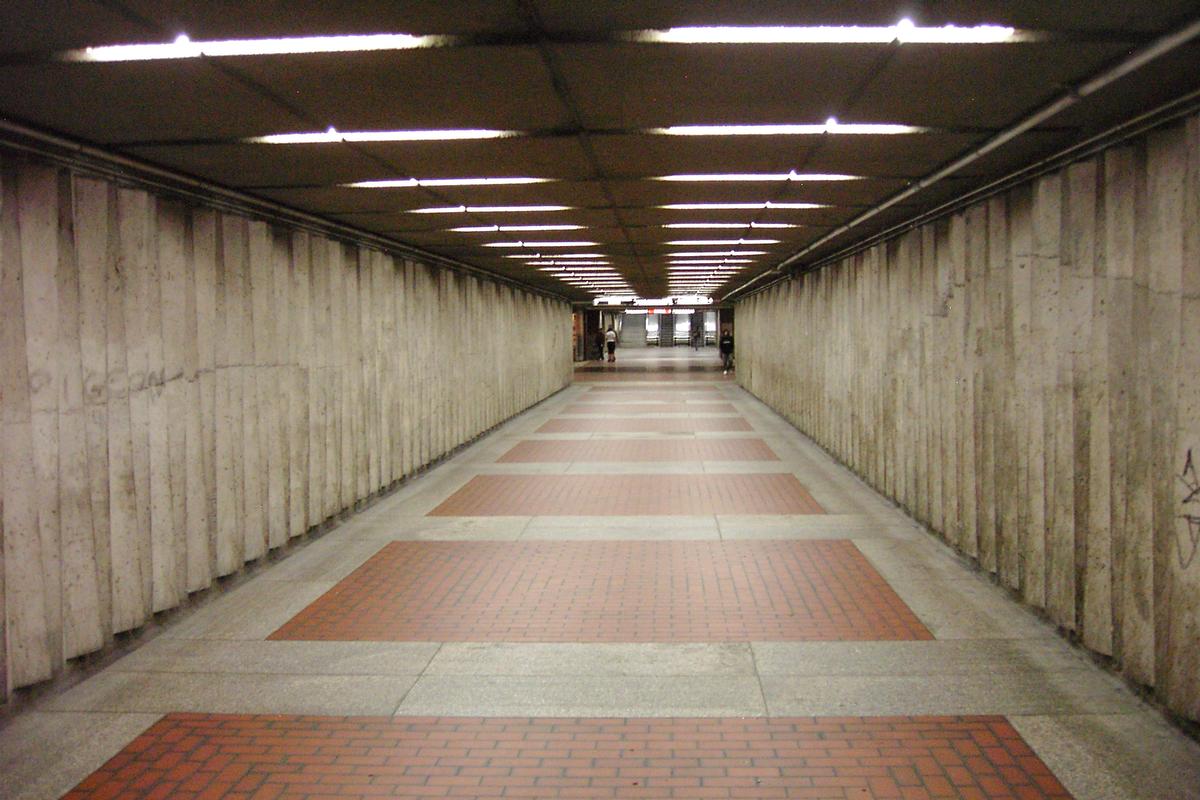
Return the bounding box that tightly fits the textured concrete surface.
[2,349,1198,799]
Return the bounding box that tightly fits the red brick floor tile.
[427,474,821,516]
[497,439,779,463]
[65,714,1072,799]
[268,541,930,642]
[537,417,752,433]
[562,402,739,414]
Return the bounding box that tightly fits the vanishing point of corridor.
[2,348,1198,799]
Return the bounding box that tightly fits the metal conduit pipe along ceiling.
[0,3,1197,302]
[723,14,1200,301]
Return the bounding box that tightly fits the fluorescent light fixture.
[636,24,1018,45]
[660,202,826,210]
[483,241,598,248]
[451,224,584,232]
[652,122,926,136]
[62,32,451,62]
[249,128,517,144]
[663,222,797,229]
[670,250,767,257]
[536,264,614,270]
[505,252,604,259]
[410,205,571,214]
[347,177,549,188]
[656,172,859,182]
[666,239,780,246]
[667,260,748,266]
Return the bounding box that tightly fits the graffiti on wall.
[1179,448,1200,569]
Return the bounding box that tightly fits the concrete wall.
[736,113,1200,723]
[0,152,573,699]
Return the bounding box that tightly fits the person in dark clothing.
[593,329,606,361]
[719,329,734,373]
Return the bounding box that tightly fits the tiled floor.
[536,417,753,433]
[63,714,1071,800]
[269,541,929,642]
[4,347,1200,800]
[497,439,778,463]
[427,474,824,515]
[561,402,739,414]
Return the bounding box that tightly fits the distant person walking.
[690,325,703,350]
[605,326,618,363]
[719,328,734,374]
[594,329,606,361]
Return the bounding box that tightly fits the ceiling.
[0,1,1197,301]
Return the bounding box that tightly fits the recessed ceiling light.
[660,202,826,210]
[635,24,1019,45]
[536,264,614,270]
[411,205,572,214]
[663,222,798,229]
[249,128,518,144]
[346,177,551,188]
[483,241,599,248]
[656,172,859,182]
[62,32,449,62]
[451,224,584,232]
[505,252,604,259]
[669,259,755,265]
[652,123,926,136]
[670,250,767,257]
[666,239,780,246]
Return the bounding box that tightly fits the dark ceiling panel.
[355,137,596,180]
[0,61,306,143]
[1042,44,1200,132]
[800,132,986,174]
[0,0,151,54]
[845,43,1135,128]
[399,180,612,207]
[122,0,525,38]
[252,186,419,214]
[554,43,888,129]
[589,134,822,177]
[619,205,848,227]
[373,206,622,234]
[0,2,1195,301]
[252,181,612,215]
[120,142,385,187]
[601,177,907,207]
[948,129,1079,179]
[534,0,1197,34]
[228,47,569,132]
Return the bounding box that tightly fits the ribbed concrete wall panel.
[736,112,1200,724]
[0,152,572,699]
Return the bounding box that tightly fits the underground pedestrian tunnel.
[1,3,1200,798]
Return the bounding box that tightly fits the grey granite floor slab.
[1012,711,1200,800]
[395,674,766,717]
[0,712,161,800]
[111,639,440,676]
[43,670,419,716]
[159,579,335,641]
[426,643,755,676]
[760,669,1134,716]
